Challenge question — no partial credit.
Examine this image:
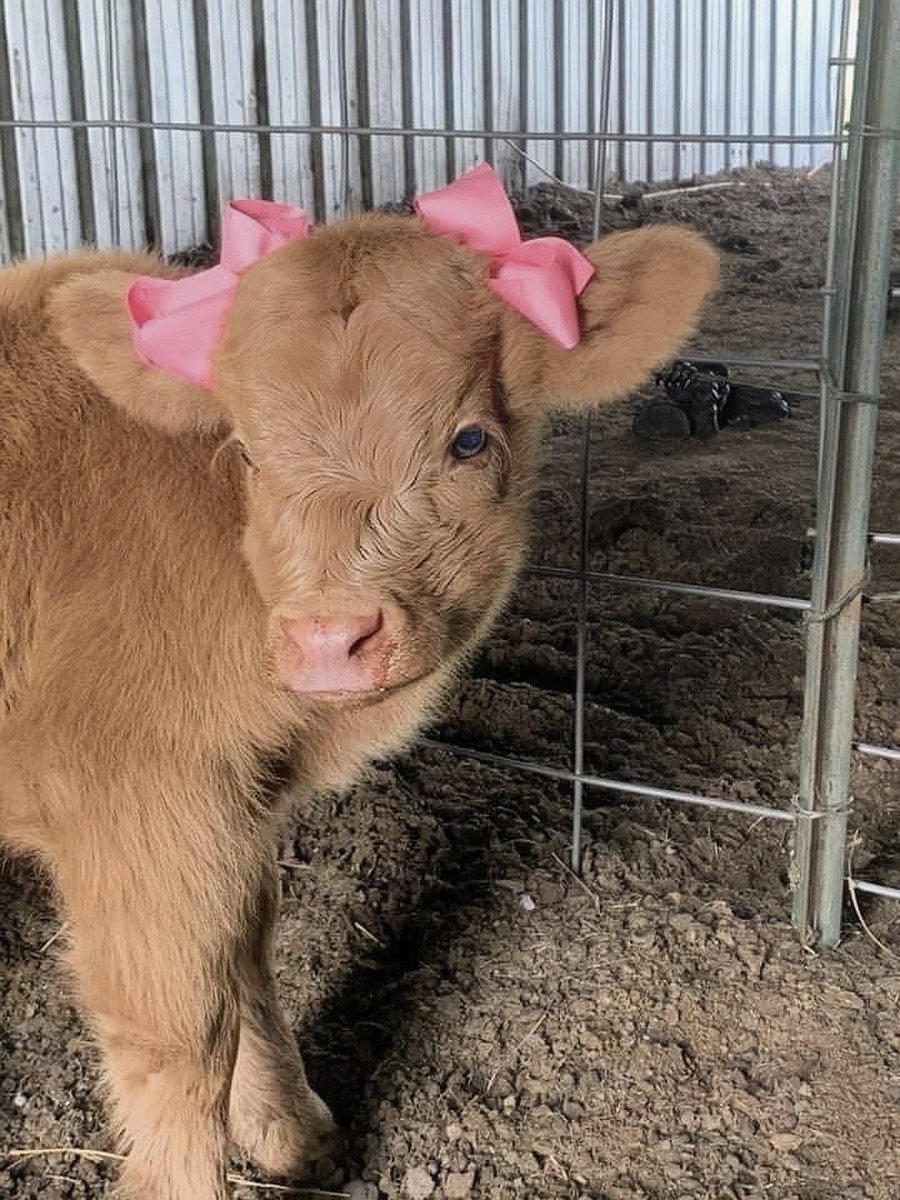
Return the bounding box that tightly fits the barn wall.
[0,0,843,259]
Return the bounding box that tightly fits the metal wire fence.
[0,0,897,946]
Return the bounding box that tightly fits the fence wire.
[0,0,897,947]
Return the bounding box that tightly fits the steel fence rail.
[792,0,900,947]
[527,565,811,612]
[0,117,849,142]
[850,879,900,902]
[855,742,900,763]
[419,739,798,824]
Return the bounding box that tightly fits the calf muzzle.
[271,606,398,695]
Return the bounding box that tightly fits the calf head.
[50,182,717,708]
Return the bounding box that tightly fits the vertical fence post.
[572,0,616,873]
[793,0,900,948]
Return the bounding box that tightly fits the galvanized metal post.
[793,0,900,947]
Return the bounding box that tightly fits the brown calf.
[0,208,717,1198]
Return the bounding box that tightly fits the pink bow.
[414,163,594,349]
[127,200,312,388]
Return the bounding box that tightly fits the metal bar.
[419,739,797,823]
[855,741,900,762]
[481,0,493,167]
[700,0,708,174]
[191,0,220,244]
[646,0,654,183]
[336,0,352,214]
[42,0,73,251]
[590,0,615,239]
[868,532,900,546]
[526,564,810,612]
[399,0,415,199]
[128,0,160,249]
[303,0,325,221]
[809,0,819,156]
[441,0,454,185]
[815,0,855,473]
[615,0,625,181]
[61,0,95,246]
[586,0,596,188]
[552,0,563,182]
[0,117,849,144]
[571,415,591,872]
[695,353,820,372]
[103,0,122,247]
[354,0,373,210]
[748,0,756,168]
[849,879,900,902]
[768,0,776,164]
[789,0,798,168]
[515,0,528,192]
[793,0,863,938]
[724,0,733,172]
[794,0,900,949]
[250,0,273,200]
[673,0,682,180]
[0,0,24,258]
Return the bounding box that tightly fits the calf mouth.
[279,671,434,707]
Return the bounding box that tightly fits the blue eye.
[451,426,488,460]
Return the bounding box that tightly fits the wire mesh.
[0,0,897,943]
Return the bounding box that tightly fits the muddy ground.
[2,169,899,1198]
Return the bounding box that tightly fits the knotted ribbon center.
[414,163,594,349]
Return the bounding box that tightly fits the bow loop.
[414,163,521,255]
[220,200,312,273]
[127,199,312,389]
[414,163,595,349]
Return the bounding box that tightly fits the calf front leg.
[229,862,338,1178]
[57,845,245,1199]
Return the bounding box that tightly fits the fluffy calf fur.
[0,216,718,1199]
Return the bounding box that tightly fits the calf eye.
[450,426,488,460]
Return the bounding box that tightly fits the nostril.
[348,610,383,659]
[273,606,397,693]
[279,611,385,664]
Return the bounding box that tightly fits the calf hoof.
[237,1089,341,1181]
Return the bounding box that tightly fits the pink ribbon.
[414,163,595,349]
[127,200,312,388]
[127,169,591,387]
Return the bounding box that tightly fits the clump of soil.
[3,168,899,1199]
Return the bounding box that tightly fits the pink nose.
[275,610,387,693]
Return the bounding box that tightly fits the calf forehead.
[220,216,499,441]
[223,216,496,371]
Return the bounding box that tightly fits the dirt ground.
[2,168,899,1199]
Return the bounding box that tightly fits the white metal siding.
[0,0,843,261]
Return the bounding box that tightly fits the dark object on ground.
[633,359,790,441]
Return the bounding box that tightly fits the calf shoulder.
[0,251,300,848]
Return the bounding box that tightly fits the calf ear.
[500,226,719,411]
[48,269,229,434]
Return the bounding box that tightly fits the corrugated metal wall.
[0,0,842,261]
